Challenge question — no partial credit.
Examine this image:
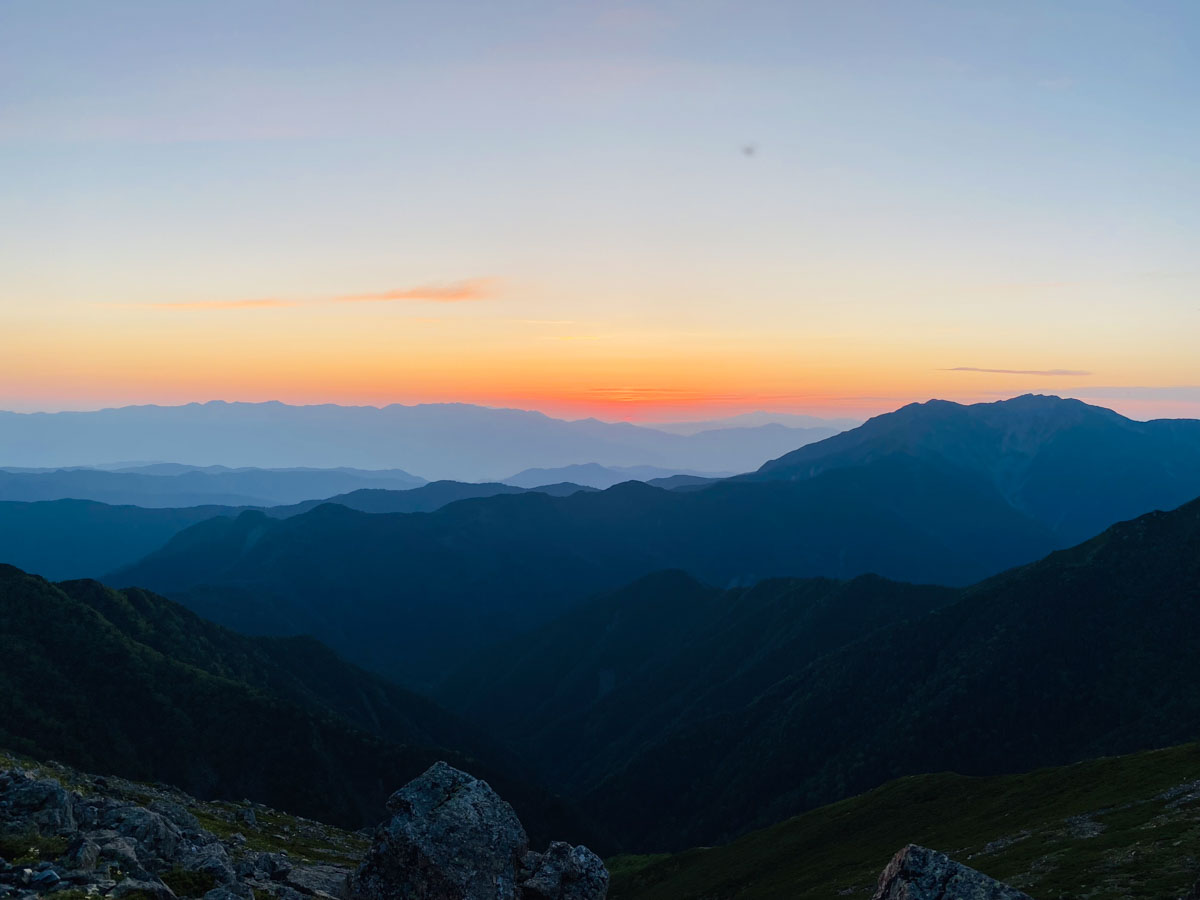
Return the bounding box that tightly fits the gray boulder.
[148,800,203,838]
[0,775,77,834]
[873,845,1032,900]
[348,762,528,900]
[102,807,184,866]
[63,836,101,871]
[520,843,608,900]
[181,843,238,886]
[346,763,607,900]
[236,851,292,882]
[95,831,147,877]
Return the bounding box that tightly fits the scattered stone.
[872,845,1033,900]
[0,762,363,900]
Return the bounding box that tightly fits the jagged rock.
[182,843,238,885]
[520,843,608,900]
[102,807,184,866]
[65,837,101,871]
[94,832,150,879]
[148,801,203,837]
[873,845,1032,900]
[0,776,77,834]
[346,763,606,900]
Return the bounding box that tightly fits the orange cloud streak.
[333,278,496,303]
[145,278,495,310]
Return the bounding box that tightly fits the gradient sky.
[1,0,1197,421]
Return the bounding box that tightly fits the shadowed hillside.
[111,455,1055,686]
[574,496,1200,848]
[0,564,591,847]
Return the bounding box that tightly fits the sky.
[1,0,1197,421]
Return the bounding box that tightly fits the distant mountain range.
[0,564,589,846]
[0,464,425,508]
[105,395,1200,689]
[647,412,861,435]
[0,402,848,481]
[502,463,729,490]
[0,499,246,581]
[266,479,595,517]
[109,455,1056,686]
[441,494,1200,850]
[0,481,594,580]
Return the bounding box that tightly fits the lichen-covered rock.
[346,763,607,900]
[520,843,608,900]
[348,762,529,900]
[873,845,1032,900]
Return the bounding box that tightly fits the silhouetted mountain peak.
[750,395,1200,544]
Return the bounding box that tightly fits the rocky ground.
[0,750,607,900]
[0,750,367,900]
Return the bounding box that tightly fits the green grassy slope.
[610,742,1200,900]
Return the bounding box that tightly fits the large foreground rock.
[873,845,1032,900]
[346,762,606,900]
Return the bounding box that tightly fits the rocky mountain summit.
[0,755,605,900]
[347,762,607,900]
[872,845,1032,899]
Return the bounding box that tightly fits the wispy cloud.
[143,279,496,311]
[332,279,495,303]
[945,367,1091,376]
